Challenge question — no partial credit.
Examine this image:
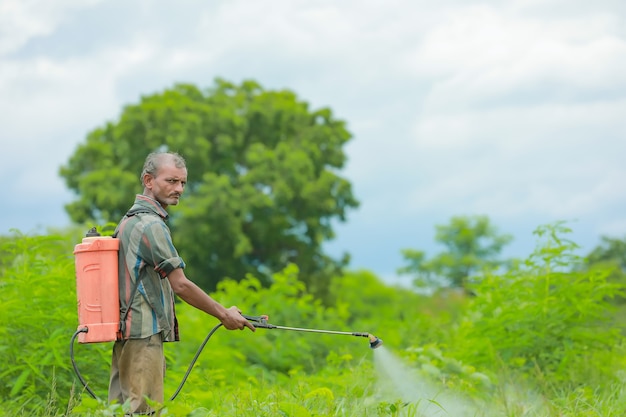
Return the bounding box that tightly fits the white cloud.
[1,43,156,164]
[0,0,103,55]
[392,4,626,227]
[414,99,626,150]
[402,4,626,112]
[407,98,626,219]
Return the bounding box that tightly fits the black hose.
[169,323,222,401]
[70,323,224,402]
[70,328,98,400]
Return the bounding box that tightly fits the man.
[109,151,254,414]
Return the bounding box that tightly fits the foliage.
[0,232,111,413]
[59,79,359,298]
[328,269,463,351]
[398,215,512,291]
[2,227,626,416]
[168,264,358,377]
[587,235,626,271]
[453,222,626,387]
[584,234,626,306]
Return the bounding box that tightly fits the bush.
[0,233,112,414]
[453,222,626,387]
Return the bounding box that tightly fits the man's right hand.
[221,306,256,332]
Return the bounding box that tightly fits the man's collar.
[133,194,169,220]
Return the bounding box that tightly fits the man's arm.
[166,268,255,331]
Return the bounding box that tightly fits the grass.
[2,364,621,417]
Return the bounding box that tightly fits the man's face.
[144,163,187,208]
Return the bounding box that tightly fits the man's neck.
[141,193,168,210]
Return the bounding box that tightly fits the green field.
[1,229,625,416]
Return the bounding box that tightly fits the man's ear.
[143,174,154,189]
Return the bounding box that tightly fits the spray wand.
[242,315,384,349]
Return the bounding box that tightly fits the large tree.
[397,215,513,291]
[60,79,359,298]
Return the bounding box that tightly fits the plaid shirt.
[116,195,185,341]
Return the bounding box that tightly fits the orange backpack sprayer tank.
[73,228,120,343]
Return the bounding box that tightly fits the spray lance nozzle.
[242,315,383,349]
[350,332,384,349]
[368,334,384,349]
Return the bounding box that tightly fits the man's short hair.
[140,152,186,186]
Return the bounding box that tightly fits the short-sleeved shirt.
[116,194,185,341]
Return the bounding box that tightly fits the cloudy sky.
[2,0,625,284]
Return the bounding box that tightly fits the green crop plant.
[454,222,626,388]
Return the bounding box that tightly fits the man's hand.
[220,306,256,332]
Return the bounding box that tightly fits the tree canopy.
[397,215,512,291]
[60,79,359,297]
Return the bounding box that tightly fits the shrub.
[0,233,112,414]
[454,222,626,387]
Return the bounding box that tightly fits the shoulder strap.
[112,208,153,238]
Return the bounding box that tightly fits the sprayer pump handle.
[242,314,275,329]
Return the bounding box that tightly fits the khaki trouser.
[108,334,165,414]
